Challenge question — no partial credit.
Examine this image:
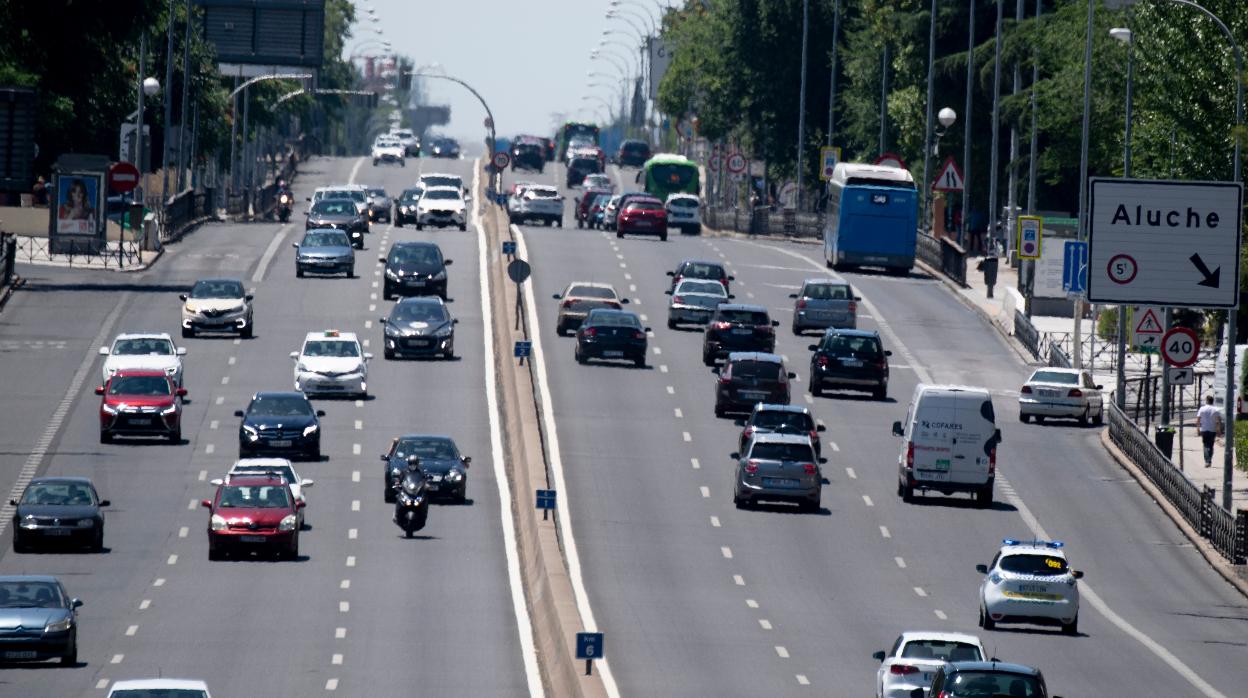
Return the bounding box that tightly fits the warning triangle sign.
[932,156,964,192]
[1134,308,1163,334]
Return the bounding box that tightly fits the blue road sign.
[502,240,517,256]
[514,341,532,358]
[535,489,556,510]
[1063,240,1088,294]
[576,632,604,660]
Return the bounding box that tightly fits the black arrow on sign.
[1190,253,1221,288]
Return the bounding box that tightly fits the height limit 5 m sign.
[1086,178,1242,308]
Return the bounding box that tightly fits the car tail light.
[848,301,857,313]
[890,664,919,676]
[673,295,685,304]
[988,446,996,475]
[1068,388,1083,397]
[906,442,914,469]
[796,299,807,309]
[809,429,818,443]
[633,330,646,340]
[743,426,755,439]
[562,300,574,308]
[720,278,729,288]
[744,460,759,475]
[817,355,829,367]
[758,325,774,334]
[607,301,621,309]
[1020,385,1032,394]
[583,327,597,337]
[801,463,817,475]
[712,321,732,330]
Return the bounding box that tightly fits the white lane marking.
[652,346,661,355]
[914,587,928,598]
[514,230,614,698]
[153,578,165,587]
[355,399,363,407]
[666,386,675,394]
[629,284,637,292]
[775,646,790,659]
[220,376,229,385]
[0,293,130,536]
[746,599,759,608]
[167,554,178,565]
[699,486,710,498]
[804,393,814,404]
[187,499,197,510]
[639,313,648,322]
[205,444,215,455]
[369,293,377,301]
[746,291,755,298]
[351,470,360,482]
[252,222,293,283]
[364,320,372,329]
[210,420,219,430]
[197,470,207,481]
[126,625,138,636]
[759,619,773,630]
[829,442,840,452]
[674,407,683,418]
[352,443,361,456]
[362,339,370,348]
[710,516,720,527]
[894,557,906,569]
[97,680,110,690]
[325,678,339,691]
[332,654,343,665]
[797,675,810,685]
[347,156,366,184]
[619,262,627,269]
[139,599,151,610]
[624,272,632,280]
[734,575,745,586]
[659,364,668,373]
[233,338,241,345]
[215,396,224,405]
[845,467,857,479]
[880,526,892,539]
[368,304,376,312]
[340,580,350,589]
[339,601,350,613]
[934,610,948,620]
[351,500,360,511]
[178,527,188,538]
[616,253,624,260]
[371,281,379,288]
[691,458,700,469]
[111,654,124,664]
[336,627,347,639]
[227,356,236,366]
[345,556,356,567]
[862,495,874,507]
[721,546,733,559]
[348,528,357,540]
[682,431,692,442]
[354,419,363,430]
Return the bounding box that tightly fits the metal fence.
[7,234,143,269]
[1,232,14,288]
[915,232,967,286]
[1014,310,1041,360]
[1047,341,1071,368]
[162,188,215,243]
[703,206,822,238]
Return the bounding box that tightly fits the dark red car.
[96,369,186,443]
[615,197,668,241]
[576,188,612,228]
[202,473,303,560]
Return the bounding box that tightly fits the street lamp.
[926,107,956,233]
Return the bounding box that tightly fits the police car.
[976,539,1083,635]
[290,330,372,399]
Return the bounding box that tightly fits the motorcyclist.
[393,454,429,534]
[275,178,293,222]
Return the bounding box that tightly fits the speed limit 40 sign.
[1161,327,1200,368]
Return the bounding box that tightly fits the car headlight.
[302,424,319,437]
[446,470,463,481]
[296,362,310,372]
[242,425,258,440]
[184,303,199,314]
[102,403,119,415]
[77,518,95,528]
[210,514,227,531]
[431,269,446,281]
[385,268,399,280]
[161,404,178,415]
[400,206,410,213]
[279,514,298,531]
[44,617,73,633]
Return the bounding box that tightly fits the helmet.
[405,454,421,471]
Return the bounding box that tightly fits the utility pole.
[879,45,889,156]
[827,0,840,147]
[795,0,810,210]
[1006,0,1023,258]
[1073,0,1094,370]
[987,0,1003,259]
[1025,0,1041,318]
[922,0,938,232]
[959,0,975,248]
[136,35,147,203]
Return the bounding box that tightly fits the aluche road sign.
[1017,215,1042,260]
[1161,327,1199,368]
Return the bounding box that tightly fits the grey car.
[381,296,458,359]
[789,278,859,334]
[666,278,733,328]
[731,433,824,511]
[0,576,82,665]
[11,477,109,553]
[305,199,366,248]
[293,229,355,278]
[365,187,392,223]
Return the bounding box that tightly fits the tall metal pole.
[1024,0,1041,318]
[795,0,810,210]
[177,0,192,192]
[136,34,146,185]
[241,86,250,213]
[160,0,176,206]
[922,0,938,232]
[879,46,890,155]
[826,0,840,147]
[959,0,976,247]
[1074,0,1094,370]
[1117,29,1135,410]
[987,0,1004,257]
[1006,0,1023,255]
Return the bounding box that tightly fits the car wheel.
[616,230,623,239]
[1078,407,1090,427]
[659,231,668,241]
[1062,615,1079,636]
[733,492,748,509]
[714,404,726,419]
[1019,412,1030,423]
[577,219,584,229]
[12,532,27,553]
[1092,407,1104,426]
[667,318,676,330]
[310,446,322,462]
[288,539,300,560]
[633,355,645,368]
[395,218,403,228]
[92,527,104,553]
[555,322,567,337]
[346,266,354,278]
[801,496,821,513]
[170,426,181,443]
[872,386,887,401]
[208,544,223,561]
[1034,415,1045,424]
[976,485,994,508]
[703,351,714,367]
[384,486,396,503]
[181,326,193,338]
[61,632,77,666]
[575,346,586,364]
[901,480,915,503]
[809,379,821,396]
[791,323,801,336]
[979,606,995,630]
[416,223,424,231]
[384,348,395,360]
[557,219,564,228]
[383,285,394,301]
[241,323,254,339]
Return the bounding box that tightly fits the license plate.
[762,477,800,487]
[44,529,71,536]
[428,474,443,482]
[1018,584,1048,594]
[731,328,752,335]
[405,280,426,287]
[268,439,292,447]
[1039,389,1060,397]
[406,339,430,347]
[129,418,152,425]
[316,261,336,267]
[239,535,267,543]
[603,350,623,357]
[916,470,950,481]
[3,651,36,659]
[740,391,767,399]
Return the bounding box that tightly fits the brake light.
[720,278,729,288]
[817,356,829,367]
[633,330,646,340]
[989,446,997,475]
[744,460,759,475]
[713,321,732,330]
[890,664,919,676]
[1067,388,1083,397]
[743,426,755,439]
[562,300,574,308]
[583,327,597,337]
[796,299,807,309]
[758,325,774,334]
[801,463,817,475]
[607,301,621,309]
[673,295,685,304]
[848,301,857,313]
[809,429,818,443]
[906,442,914,468]
[1020,385,1032,394]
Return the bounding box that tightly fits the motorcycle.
[391,469,429,537]
[277,190,293,223]
[349,228,364,249]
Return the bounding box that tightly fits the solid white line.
[514,225,616,697]
[347,156,365,185]
[252,223,293,283]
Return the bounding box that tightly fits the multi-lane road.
[1,154,1245,696]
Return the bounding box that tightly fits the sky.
[346,0,659,146]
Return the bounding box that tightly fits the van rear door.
[948,393,995,486]
[911,394,957,483]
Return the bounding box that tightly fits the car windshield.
[570,158,599,171]
[367,188,386,198]
[399,189,421,202]
[731,360,782,380]
[624,201,662,212]
[248,395,314,417]
[529,189,559,199]
[113,338,174,355]
[391,246,441,265]
[0,581,64,608]
[752,411,813,431]
[218,484,290,509]
[422,177,460,189]
[803,283,851,300]
[748,442,813,462]
[302,231,349,247]
[1030,370,1079,385]
[22,482,95,506]
[821,335,882,360]
[394,437,459,461]
[586,311,640,327]
[945,671,1043,697]
[900,639,983,662]
[569,286,616,299]
[190,279,244,299]
[423,189,460,201]
[717,310,769,325]
[676,280,727,297]
[680,264,726,279]
[303,340,360,357]
[109,375,172,396]
[392,303,449,324]
[312,200,355,216]
[109,690,209,698]
[234,465,295,483]
[999,553,1069,576]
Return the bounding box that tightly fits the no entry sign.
[108,161,141,193]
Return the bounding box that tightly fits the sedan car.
[214,458,313,529]
[96,369,186,442]
[99,332,186,387]
[736,403,824,459]
[381,296,457,359]
[617,139,651,167]
[666,278,733,329]
[927,661,1060,698]
[291,330,371,398]
[10,477,109,553]
[394,188,422,227]
[293,229,355,277]
[380,434,471,503]
[872,631,985,698]
[553,282,629,335]
[977,539,1082,635]
[575,309,649,367]
[179,278,253,338]
[581,173,613,192]
[1019,367,1104,426]
[808,328,890,400]
[789,278,859,334]
[0,576,81,665]
[108,679,212,698]
[202,473,303,560]
[371,137,405,167]
[714,352,794,417]
[615,197,668,240]
[365,186,393,223]
[235,392,325,460]
[702,304,778,365]
[415,186,467,231]
[305,199,366,248]
[380,241,452,300]
[668,259,733,293]
[731,433,823,511]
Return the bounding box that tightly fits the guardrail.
[703,206,822,238]
[916,232,967,286]
[1014,309,1041,360]
[162,188,215,243]
[1047,341,1071,368]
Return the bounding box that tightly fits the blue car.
[0,576,81,665]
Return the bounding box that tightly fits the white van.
[892,384,1001,507]
[1212,343,1248,418]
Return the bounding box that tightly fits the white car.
[214,458,314,528]
[99,333,186,387]
[977,539,1083,635]
[515,185,564,227]
[108,679,211,697]
[415,186,467,231]
[418,172,464,192]
[389,128,420,156]
[291,330,372,398]
[371,137,405,167]
[179,278,253,338]
[665,193,702,235]
[581,173,613,191]
[1018,367,1104,426]
[507,181,536,219]
[872,631,985,698]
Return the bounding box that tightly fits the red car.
[576,188,612,228]
[615,197,668,241]
[96,369,186,443]
[202,473,303,560]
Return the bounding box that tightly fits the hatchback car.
[215,459,313,530]
[808,329,890,400]
[381,296,457,360]
[553,282,629,335]
[291,330,371,398]
[365,186,393,222]
[235,392,325,460]
[666,279,733,328]
[381,241,452,300]
[736,403,824,458]
[511,139,546,172]
[702,304,778,365]
[926,661,1061,698]
[0,576,81,665]
[11,477,109,553]
[179,278,253,338]
[665,193,701,235]
[1019,367,1104,426]
[668,260,733,293]
[617,139,652,167]
[202,473,303,560]
[731,433,823,511]
[977,539,1082,635]
[97,369,186,442]
[872,631,985,698]
[107,679,212,698]
[293,229,355,278]
[394,188,422,227]
[305,199,366,249]
[380,434,471,503]
[99,332,186,387]
[789,278,859,334]
[575,309,649,367]
[713,352,794,417]
[429,137,460,158]
[616,197,668,240]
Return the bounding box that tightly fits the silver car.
[731,433,824,511]
[364,187,392,223]
[1018,367,1104,426]
[790,278,859,334]
[666,278,732,328]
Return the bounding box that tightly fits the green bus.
[557,121,600,160]
[642,154,700,201]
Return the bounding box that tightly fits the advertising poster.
[50,171,105,253]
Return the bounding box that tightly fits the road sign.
[1018,215,1043,260]
[576,632,604,660]
[513,341,532,358]
[1087,178,1244,308]
[1131,306,1163,352]
[502,240,517,256]
[535,489,556,510]
[1062,240,1088,294]
[819,146,841,181]
[707,153,722,172]
[491,151,510,171]
[1161,327,1200,368]
[726,152,746,175]
[931,156,964,192]
[108,161,140,193]
[875,152,907,170]
[1167,366,1195,386]
[507,258,531,283]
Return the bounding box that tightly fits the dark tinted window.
[22,482,96,506]
[586,311,640,327]
[681,263,727,279]
[395,437,459,461]
[900,639,982,662]
[802,283,851,300]
[820,335,882,360]
[218,484,290,509]
[0,581,64,608]
[421,176,461,189]
[312,200,356,216]
[109,689,209,697]
[999,553,1069,576]
[748,442,814,462]
[717,309,769,325]
[249,395,314,417]
[752,411,813,431]
[731,361,781,380]
[392,302,448,324]
[568,286,616,299]
[1030,370,1079,385]
[845,176,917,190]
[302,231,350,247]
[390,245,442,265]
[945,671,1043,697]
[650,163,697,188]
[399,189,421,202]
[109,375,172,396]
[624,201,662,212]
[190,279,244,298]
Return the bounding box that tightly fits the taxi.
[976,539,1083,635]
[290,330,372,398]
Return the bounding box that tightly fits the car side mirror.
[994,428,1003,444]
[290,351,299,359]
[733,418,746,427]
[728,275,736,281]
[787,372,797,379]
[444,259,453,265]
[885,350,893,357]
[891,421,904,437]
[245,294,254,302]
[620,298,630,304]
[305,197,312,202]
[788,293,798,299]
[99,499,111,507]
[664,290,672,295]
[552,294,561,300]
[379,453,390,461]
[176,387,188,397]
[727,294,735,299]
[872,650,887,662]
[711,367,721,375]
[176,347,187,356]
[378,256,387,264]
[452,318,460,325]
[95,386,105,395]
[818,457,828,464]
[909,689,926,698]
[855,296,863,301]
[233,410,245,418]
[771,320,780,327]
[296,500,307,509]
[315,410,326,417]
[975,564,989,574]
[379,316,388,323]
[291,242,299,249]
[1073,570,1084,579]
[816,424,826,432]
[808,344,819,351]
[179,293,188,301]
[666,271,675,276]
[209,478,223,486]
[364,353,374,360]
[98,347,110,356]
[1095,384,1104,390]
[200,499,213,509]
[8,499,16,506]
[729,452,740,460]
[71,598,83,609]
[303,211,310,216]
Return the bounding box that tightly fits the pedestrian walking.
[32,176,48,206]
[1195,395,1223,467]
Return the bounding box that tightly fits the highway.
[501,161,1248,697]
[0,156,534,695]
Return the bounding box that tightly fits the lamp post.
[987,0,1004,259]
[1110,26,1134,414]
[930,107,957,231]
[959,0,975,247]
[135,32,160,205]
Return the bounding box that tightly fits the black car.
[381,296,458,359]
[702,304,778,365]
[713,352,794,418]
[235,392,325,460]
[511,140,546,172]
[566,156,601,187]
[380,241,452,300]
[394,188,421,227]
[293,229,355,278]
[380,434,471,503]
[736,404,825,458]
[365,187,392,223]
[305,199,366,249]
[927,661,1060,698]
[10,477,109,553]
[0,576,81,665]
[617,139,652,167]
[808,328,890,400]
[430,137,460,158]
[574,309,649,367]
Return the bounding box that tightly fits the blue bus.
[823,163,918,274]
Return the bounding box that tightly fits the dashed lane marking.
[915,587,928,598]
[894,557,906,569]
[862,495,874,507]
[759,619,772,630]
[934,610,948,620]
[880,526,891,538]
[734,575,745,586]
[710,516,720,527]
[325,679,339,691]
[666,386,675,394]
[345,556,356,567]
[699,486,710,498]
[336,627,347,639]
[352,470,360,482]
[332,654,343,665]
[797,675,810,685]
[674,408,683,418]
[845,467,856,479]
[775,646,789,659]
[352,444,361,456]
[339,601,349,613]
[96,680,110,690]
[125,625,138,636]
[111,654,124,664]
[153,579,165,587]
[167,555,178,566]
[682,431,692,442]
[721,546,733,559]
[178,527,188,538]
[139,599,150,610]
[691,458,700,469]
[351,500,360,511]
[340,580,350,589]
[197,470,207,481]
[746,599,758,608]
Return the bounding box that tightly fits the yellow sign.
[819,146,841,182]
[1017,215,1043,260]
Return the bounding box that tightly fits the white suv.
[977,539,1083,635]
[290,330,372,398]
[99,333,186,387]
[372,137,405,167]
[665,193,701,235]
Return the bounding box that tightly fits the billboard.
[198,0,325,70]
[648,37,671,100]
[50,172,105,253]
